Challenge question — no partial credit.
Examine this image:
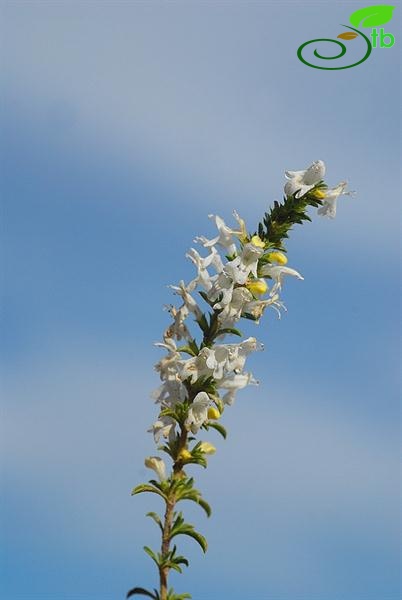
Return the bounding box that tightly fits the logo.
[297,5,396,69]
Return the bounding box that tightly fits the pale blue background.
[1,2,400,599]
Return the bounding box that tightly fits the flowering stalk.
[128,161,353,600]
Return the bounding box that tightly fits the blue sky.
[1,2,401,599]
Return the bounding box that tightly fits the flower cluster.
[129,160,352,600]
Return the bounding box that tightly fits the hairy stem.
[159,427,188,600]
[159,498,175,600]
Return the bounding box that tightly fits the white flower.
[144,456,167,481]
[179,351,211,383]
[208,271,235,308]
[170,280,203,320]
[195,215,236,255]
[195,212,245,256]
[259,264,304,290]
[217,287,254,327]
[203,345,230,379]
[218,372,258,405]
[148,416,176,444]
[154,339,182,381]
[225,337,263,373]
[225,241,264,284]
[151,379,187,406]
[185,391,211,433]
[241,295,285,322]
[186,247,220,291]
[164,304,191,341]
[317,181,353,219]
[284,160,326,198]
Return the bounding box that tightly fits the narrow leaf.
[131,484,167,500]
[143,546,160,567]
[127,587,157,599]
[216,327,242,337]
[205,421,227,439]
[172,529,208,553]
[146,512,163,532]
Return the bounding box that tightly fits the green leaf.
[146,512,163,532]
[196,497,212,517]
[241,312,259,322]
[143,546,160,567]
[204,421,227,439]
[216,327,242,337]
[174,555,190,567]
[131,484,167,501]
[198,290,215,307]
[349,5,395,28]
[171,527,208,553]
[196,314,209,334]
[176,345,197,356]
[167,590,191,600]
[170,514,208,552]
[127,587,158,599]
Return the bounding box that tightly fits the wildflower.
[185,392,211,433]
[218,372,259,405]
[164,304,191,341]
[259,264,304,289]
[170,280,203,320]
[317,181,353,219]
[284,159,326,198]
[148,416,176,443]
[186,247,222,291]
[144,457,167,482]
[195,213,245,256]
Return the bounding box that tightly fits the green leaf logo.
[349,5,395,28]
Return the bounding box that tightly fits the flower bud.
[177,449,192,462]
[207,406,221,420]
[310,188,326,199]
[144,456,167,482]
[267,251,288,265]
[199,442,216,455]
[246,278,268,296]
[250,235,265,248]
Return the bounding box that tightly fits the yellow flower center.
[267,251,288,265]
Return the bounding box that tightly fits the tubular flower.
[144,457,167,482]
[317,181,353,219]
[284,159,326,198]
[260,264,304,290]
[184,392,211,434]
